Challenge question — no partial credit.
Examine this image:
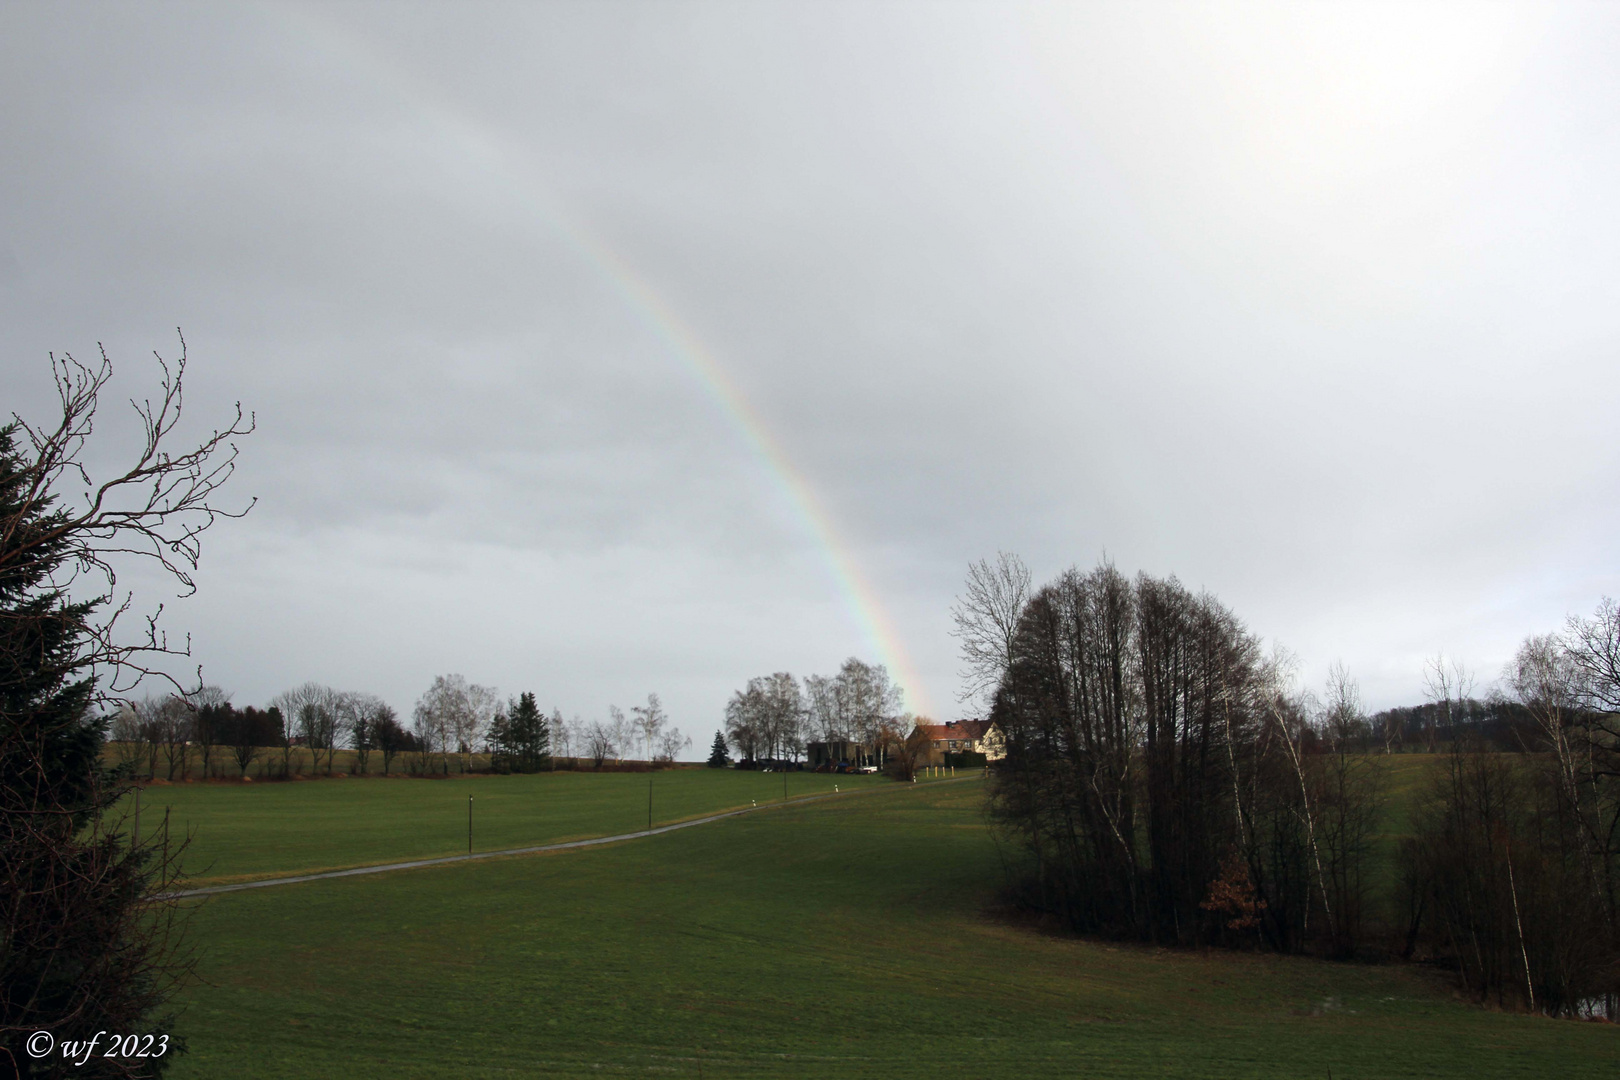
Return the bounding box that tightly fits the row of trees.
[551,694,691,768]
[978,559,1381,955]
[720,658,905,767]
[409,679,692,773]
[1398,602,1620,1015]
[964,553,1620,1016]
[108,679,699,778]
[110,684,417,779]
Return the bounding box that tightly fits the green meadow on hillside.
[118,767,893,886]
[164,767,1615,1078]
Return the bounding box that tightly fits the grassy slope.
[168,775,1614,1079]
[124,768,890,886]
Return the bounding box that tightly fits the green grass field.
[162,764,1615,1078]
[119,767,894,886]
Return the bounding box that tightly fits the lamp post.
[468,795,473,855]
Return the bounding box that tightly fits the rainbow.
[286,9,932,716]
[562,230,931,716]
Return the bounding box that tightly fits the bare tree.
[1423,651,1474,752]
[410,675,496,774]
[584,719,615,768]
[654,728,692,765]
[1379,700,1405,755]
[269,705,293,778]
[1315,661,1384,954]
[951,551,1032,708]
[460,683,498,771]
[411,691,447,774]
[1511,636,1584,793]
[986,563,1386,955]
[1260,649,1335,942]
[839,658,903,769]
[608,705,631,766]
[273,683,339,776]
[227,716,258,780]
[372,704,409,776]
[188,684,230,779]
[135,694,193,781]
[1565,596,1620,721]
[803,672,846,752]
[727,674,804,766]
[550,710,574,766]
[759,673,804,764]
[1,337,254,703]
[342,693,391,776]
[1321,661,1364,747]
[108,702,145,773]
[632,693,668,764]
[885,725,932,782]
[724,687,763,765]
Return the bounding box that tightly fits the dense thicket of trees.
[488,692,550,773]
[974,554,1620,1016]
[723,659,905,768]
[1399,604,1620,1015]
[1368,698,1538,753]
[725,672,804,764]
[984,562,1381,955]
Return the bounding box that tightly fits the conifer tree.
[510,691,550,773]
[493,692,550,773]
[707,730,729,768]
[1,342,251,1076]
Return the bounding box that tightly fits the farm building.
[912,719,1005,762]
[805,738,873,769]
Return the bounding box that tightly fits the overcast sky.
[4,2,1618,738]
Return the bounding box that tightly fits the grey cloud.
[4,1,1618,726]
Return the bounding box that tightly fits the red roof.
[917,719,994,742]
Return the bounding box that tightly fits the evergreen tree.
[512,692,550,773]
[2,342,252,1076]
[495,692,550,773]
[707,730,729,768]
[1,424,184,1075]
[486,707,514,772]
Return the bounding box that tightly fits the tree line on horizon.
[959,552,1620,1018]
[110,653,929,783]
[106,678,693,779]
[717,657,908,769]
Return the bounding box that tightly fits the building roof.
[916,719,995,742]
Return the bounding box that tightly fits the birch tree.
[951,551,1032,708]
[631,693,668,764]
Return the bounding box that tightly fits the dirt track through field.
[158,776,973,900]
